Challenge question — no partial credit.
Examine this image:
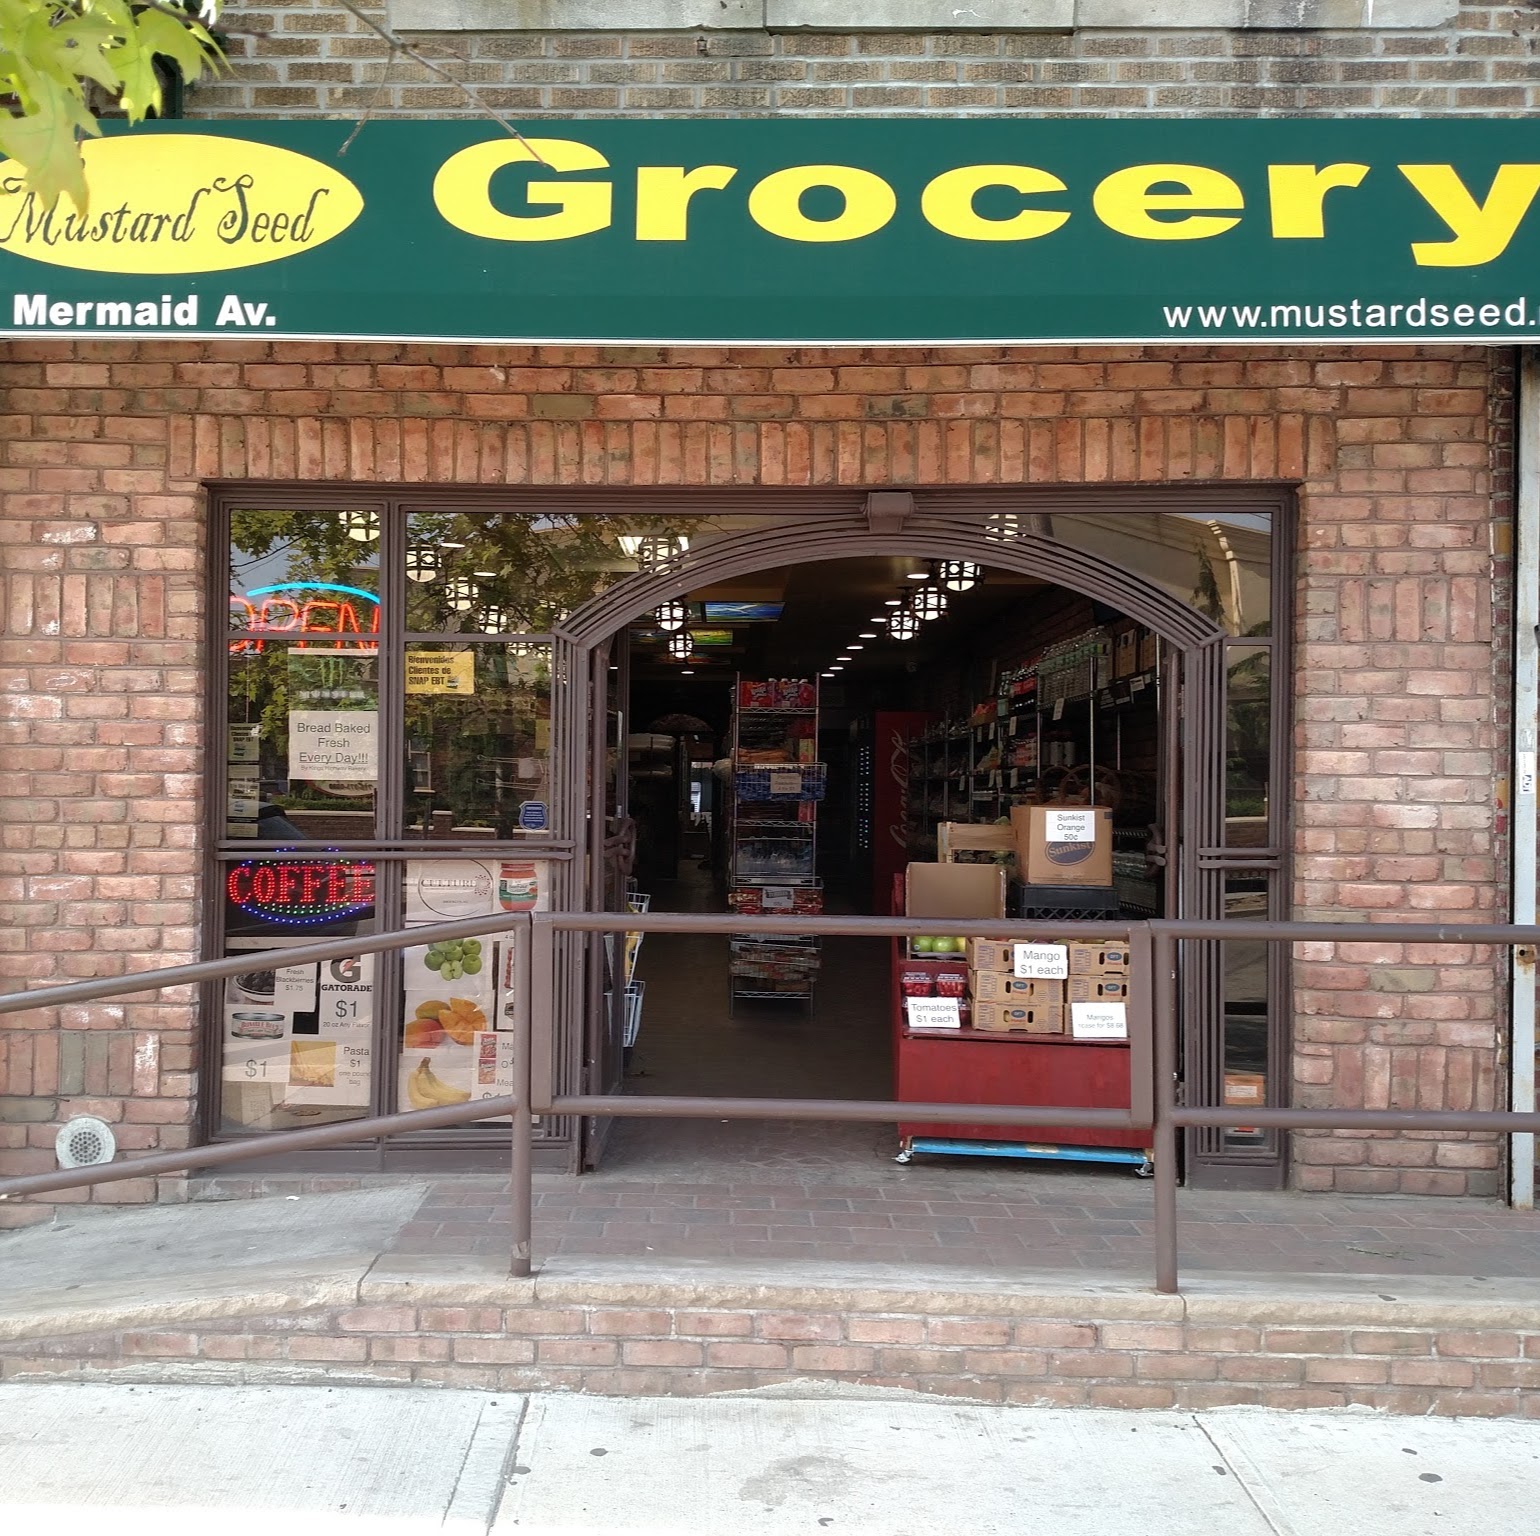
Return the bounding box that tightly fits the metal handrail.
[2,911,1538,1295]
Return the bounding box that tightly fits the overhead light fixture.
[479,603,511,630]
[910,585,948,622]
[680,669,695,675]
[985,512,1022,542]
[904,569,929,580]
[883,597,903,607]
[888,611,919,641]
[821,671,835,678]
[848,644,864,651]
[342,509,379,543]
[405,545,440,583]
[667,633,693,660]
[836,655,852,662]
[654,598,688,632]
[859,632,877,639]
[939,559,980,592]
[619,533,689,567]
[829,666,843,672]
[445,577,476,612]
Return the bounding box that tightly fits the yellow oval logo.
[0,135,363,275]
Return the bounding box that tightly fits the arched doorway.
[547,492,1287,1189]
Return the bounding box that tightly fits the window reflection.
[1225,644,1271,844]
[1030,511,1271,638]
[229,508,380,618]
[404,643,553,839]
[1222,875,1271,1148]
[404,511,706,635]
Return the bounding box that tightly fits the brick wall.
[193,0,1540,118]
[5,1288,1538,1417]
[0,341,1510,1209]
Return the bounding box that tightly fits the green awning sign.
[2,119,1539,345]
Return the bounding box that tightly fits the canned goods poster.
[221,953,374,1107]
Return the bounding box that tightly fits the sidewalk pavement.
[0,1381,1536,1535]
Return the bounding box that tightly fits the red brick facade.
[0,340,1512,1214]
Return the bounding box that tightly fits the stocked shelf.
[904,620,1162,862]
[728,677,822,1013]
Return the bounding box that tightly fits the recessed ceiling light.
[680,669,694,675]
[884,598,902,607]
[859,632,877,639]
[830,665,843,672]
[821,671,835,678]
[836,655,852,661]
[905,570,929,580]
[848,644,864,651]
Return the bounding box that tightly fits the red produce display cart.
[890,941,1154,1174]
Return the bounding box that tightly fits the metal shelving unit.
[727,679,823,1014]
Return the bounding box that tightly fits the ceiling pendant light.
[667,633,693,661]
[655,598,688,632]
[985,511,1022,542]
[342,509,380,543]
[479,603,511,631]
[445,577,476,612]
[888,610,919,641]
[939,559,980,592]
[621,533,690,568]
[910,584,947,622]
[405,545,441,583]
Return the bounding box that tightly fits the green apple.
[913,935,937,954]
[932,937,959,954]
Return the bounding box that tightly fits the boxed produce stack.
[1066,940,1131,1040]
[966,937,1065,1035]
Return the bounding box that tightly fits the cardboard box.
[1138,631,1160,673]
[1067,940,1130,975]
[905,862,1007,922]
[970,972,1064,1005]
[973,1001,1065,1035]
[1224,1070,1266,1136]
[967,938,1014,972]
[1012,805,1114,888]
[1067,975,1128,1005]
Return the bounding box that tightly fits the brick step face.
[3,1300,1537,1417]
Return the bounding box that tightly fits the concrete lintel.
[388,0,765,32]
[765,0,1075,30]
[387,0,1460,31]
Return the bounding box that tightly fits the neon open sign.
[230,582,379,654]
[226,859,376,926]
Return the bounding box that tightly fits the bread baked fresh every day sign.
[3,120,1539,344]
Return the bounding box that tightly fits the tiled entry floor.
[385,1117,1540,1281]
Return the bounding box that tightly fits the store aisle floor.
[603,865,894,1177]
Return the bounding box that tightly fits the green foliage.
[0,0,224,210]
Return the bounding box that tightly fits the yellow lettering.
[432,138,612,242]
[1092,163,1243,241]
[920,164,1070,242]
[1400,163,1540,267]
[1267,163,1369,238]
[635,165,737,241]
[747,165,896,244]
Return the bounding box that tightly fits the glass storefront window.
[227,647,380,841]
[1221,873,1272,1150]
[1225,644,1271,847]
[403,643,552,839]
[218,853,379,1136]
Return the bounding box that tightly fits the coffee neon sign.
[230,582,379,654]
[226,858,375,926]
